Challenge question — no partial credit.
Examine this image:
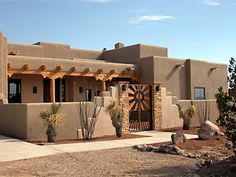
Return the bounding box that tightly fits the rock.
[158,144,185,155]
[171,133,187,144]
[146,145,154,152]
[198,120,222,140]
[158,144,177,154]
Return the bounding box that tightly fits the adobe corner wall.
[0,33,8,100]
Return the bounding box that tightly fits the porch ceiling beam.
[101,69,117,81]
[7,68,137,80]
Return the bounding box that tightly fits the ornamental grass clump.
[105,100,124,137]
[177,101,196,130]
[40,103,65,143]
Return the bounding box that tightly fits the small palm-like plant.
[105,100,124,137]
[40,103,65,142]
[177,101,196,130]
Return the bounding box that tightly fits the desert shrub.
[105,100,124,137]
[40,103,65,142]
[177,101,196,130]
[215,57,236,154]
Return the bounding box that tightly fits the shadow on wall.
[178,100,219,127]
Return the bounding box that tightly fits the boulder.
[171,133,187,144]
[198,120,221,140]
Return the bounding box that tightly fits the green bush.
[215,57,236,154]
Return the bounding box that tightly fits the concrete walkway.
[0,131,197,163]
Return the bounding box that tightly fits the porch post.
[50,78,55,102]
[101,81,106,92]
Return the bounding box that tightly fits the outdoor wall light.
[122,85,127,91]
[210,67,217,71]
[175,64,184,68]
[33,86,37,94]
[155,85,160,92]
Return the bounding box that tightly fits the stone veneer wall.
[152,85,162,130]
[119,84,130,133]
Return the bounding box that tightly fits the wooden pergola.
[7,62,138,102]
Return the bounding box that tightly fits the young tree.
[215,57,236,154]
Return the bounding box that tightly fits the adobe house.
[0,32,228,141]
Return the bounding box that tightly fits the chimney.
[115,43,124,49]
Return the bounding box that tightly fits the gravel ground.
[0,147,200,177]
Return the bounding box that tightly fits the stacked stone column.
[118,84,129,133]
[152,84,162,130]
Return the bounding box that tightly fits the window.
[194,87,205,100]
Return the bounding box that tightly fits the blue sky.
[0,0,235,64]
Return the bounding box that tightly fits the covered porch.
[7,55,138,103]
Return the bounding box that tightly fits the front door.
[8,79,22,103]
[128,84,152,131]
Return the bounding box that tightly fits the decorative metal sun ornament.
[128,85,150,111]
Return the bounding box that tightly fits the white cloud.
[81,0,116,3]
[202,0,220,6]
[129,15,176,24]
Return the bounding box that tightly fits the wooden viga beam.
[46,65,65,79]
[81,67,91,76]
[103,69,117,81]
[95,68,104,80]
[22,64,30,70]
[8,63,12,70]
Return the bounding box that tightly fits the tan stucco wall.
[103,44,168,64]
[103,44,141,64]
[160,87,183,129]
[71,48,102,60]
[0,101,115,141]
[178,100,219,127]
[0,33,8,99]
[189,59,228,99]
[11,74,44,103]
[138,56,154,85]
[8,44,43,57]
[34,42,71,59]
[138,56,227,100]
[140,44,168,58]
[0,104,27,139]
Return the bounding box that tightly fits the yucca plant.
[40,103,65,142]
[105,100,124,137]
[177,101,196,130]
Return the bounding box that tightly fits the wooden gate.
[128,84,152,131]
